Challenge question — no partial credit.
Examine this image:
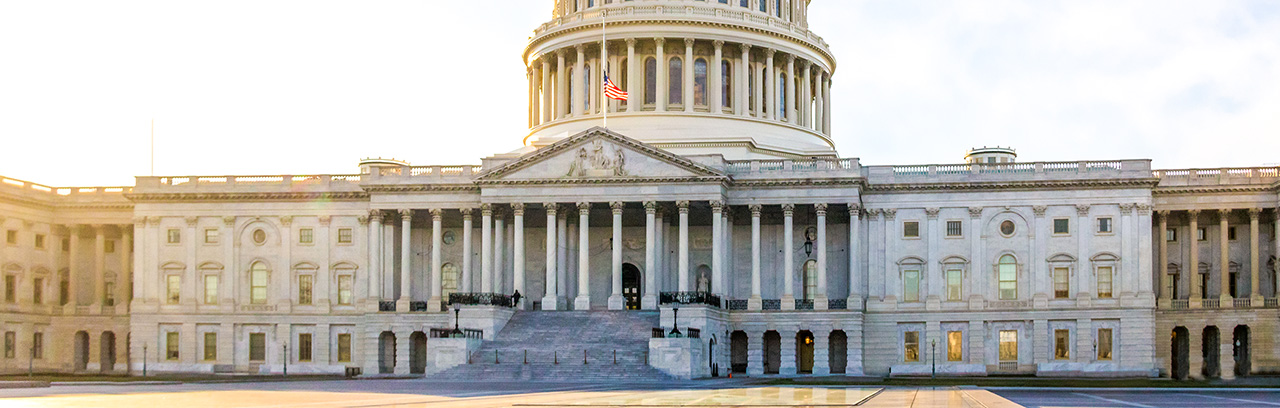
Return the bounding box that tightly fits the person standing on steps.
[511,290,522,308]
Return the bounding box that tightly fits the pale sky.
[1,0,1277,187]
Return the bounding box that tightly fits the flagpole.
[602,11,608,130]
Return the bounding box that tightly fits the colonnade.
[1156,208,1280,306]
[527,37,833,135]
[56,224,132,312]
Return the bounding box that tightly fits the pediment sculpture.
[566,140,627,178]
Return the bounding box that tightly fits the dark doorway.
[1234,325,1251,377]
[73,331,89,371]
[796,330,815,374]
[731,331,748,373]
[829,330,848,374]
[764,331,781,374]
[410,332,427,374]
[1203,326,1221,379]
[379,331,396,374]
[100,331,116,373]
[708,335,717,376]
[1171,327,1190,380]
[622,263,642,310]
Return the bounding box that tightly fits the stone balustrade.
[1153,167,1280,187]
[863,159,1153,184]
[133,174,365,194]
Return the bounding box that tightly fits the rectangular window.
[249,333,266,362]
[903,270,920,302]
[998,262,1017,300]
[59,280,68,305]
[1097,266,1113,299]
[903,221,920,238]
[32,278,43,304]
[166,332,180,360]
[3,332,13,358]
[298,333,313,362]
[204,229,219,244]
[947,331,963,362]
[1097,218,1112,234]
[1053,267,1069,299]
[61,238,70,252]
[105,239,116,253]
[998,330,1018,362]
[166,275,181,304]
[1053,219,1070,235]
[1166,228,1177,242]
[203,332,217,361]
[1230,272,1239,298]
[1198,228,1207,241]
[946,220,963,237]
[1228,227,1237,241]
[4,275,14,303]
[946,269,962,301]
[5,230,16,244]
[167,229,181,244]
[204,275,219,305]
[1054,329,1070,360]
[298,275,313,305]
[1097,328,1113,361]
[337,333,352,362]
[903,331,920,362]
[337,228,353,244]
[299,228,314,244]
[338,275,353,306]
[32,332,42,359]
[34,234,45,249]
[104,282,115,306]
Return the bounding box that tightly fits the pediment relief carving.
[478,127,725,183]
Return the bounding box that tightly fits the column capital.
[968,207,983,219]
[654,37,666,46]
[132,217,147,227]
[749,204,762,215]
[785,53,796,63]
[800,58,813,69]
[781,203,795,216]
[146,217,161,227]
[643,201,657,214]
[713,39,724,48]
[684,38,695,48]
[815,203,829,215]
[1033,206,1047,217]
[511,203,525,216]
[430,208,444,219]
[480,203,493,215]
[184,216,199,227]
[865,208,882,219]
[1219,208,1234,221]
[1188,209,1201,218]
[711,200,725,213]
[543,203,558,216]
[578,202,592,214]
[739,43,751,53]
[610,201,624,214]
[460,208,474,218]
[398,209,413,221]
[847,204,861,218]
[925,208,940,219]
[1075,204,1091,217]
[555,48,568,57]
[575,44,586,53]
[677,201,690,213]
[1138,204,1153,216]
[625,37,637,47]
[279,216,293,227]
[1119,203,1135,215]
[1248,208,1262,220]
[1156,209,1169,220]
[883,209,897,221]
[318,216,332,226]
[358,216,370,226]
[763,48,776,58]
[367,210,384,222]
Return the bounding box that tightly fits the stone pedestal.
[814,295,829,311]
[1220,342,1236,380]
[541,295,562,311]
[574,295,592,311]
[426,338,482,375]
[641,295,658,310]
[649,337,706,379]
[748,297,762,311]
[608,295,625,310]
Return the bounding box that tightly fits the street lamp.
[282,343,288,376]
[451,307,464,337]
[931,339,937,379]
[668,308,682,337]
[143,343,148,377]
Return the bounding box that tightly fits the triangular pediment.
[477,127,726,183]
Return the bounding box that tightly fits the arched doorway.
[1203,326,1221,379]
[1171,327,1190,380]
[1234,325,1251,377]
[100,331,116,373]
[708,335,718,377]
[410,332,427,374]
[829,330,848,374]
[378,332,396,374]
[622,263,642,310]
[73,331,89,371]
[764,331,781,374]
[796,330,815,374]
[730,331,748,374]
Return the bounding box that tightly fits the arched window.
[694,58,708,106]
[644,57,656,105]
[776,0,783,17]
[740,0,748,7]
[998,255,1017,300]
[777,72,788,120]
[748,64,756,112]
[567,67,575,112]
[668,57,683,106]
[803,260,818,300]
[250,262,268,305]
[759,0,767,12]
[721,60,733,109]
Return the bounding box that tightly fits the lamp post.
[283,343,288,376]
[142,344,148,377]
[452,307,463,337]
[931,339,936,379]
[28,343,34,378]
[668,307,681,337]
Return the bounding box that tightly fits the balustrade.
[659,291,722,308]
[450,292,515,308]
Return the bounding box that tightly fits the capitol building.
[2,0,1278,381]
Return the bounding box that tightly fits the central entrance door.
[797,331,815,374]
[623,263,642,310]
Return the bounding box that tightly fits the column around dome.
[626,38,638,113]
[738,43,751,117]
[574,44,586,117]
[764,48,776,121]
[683,38,695,113]
[712,40,724,114]
[556,49,567,119]
[541,57,552,124]
[655,38,667,112]
[800,59,811,128]
[823,73,833,135]
[785,54,797,124]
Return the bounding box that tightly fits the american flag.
[603,72,628,101]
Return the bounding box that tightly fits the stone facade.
[2,1,1277,380]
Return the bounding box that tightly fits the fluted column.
[655,38,667,111]
[608,202,625,310]
[494,208,506,294]
[398,210,413,309]
[1220,210,1231,301]
[556,49,568,119]
[682,38,695,112]
[814,71,825,133]
[712,40,724,112]
[643,202,658,309]
[429,209,444,312]
[575,203,592,310]
[130,219,145,304]
[368,211,383,304]
[848,205,862,307]
[512,204,526,309]
[678,201,691,292]
[1158,211,1169,302]
[749,204,763,310]
[822,74,833,134]
[626,39,638,113]
[738,44,751,116]
[781,204,796,310]
[557,210,568,300]
[92,225,106,310]
[1189,210,1201,305]
[542,204,559,310]
[1249,208,1261,302]
[764,48,776,120]
[120,226,133,309]
[815,204,830,309]
[785,55,797,123]
[573,45,586,117]
[460,209,474,292]
[801,61,812,127]
[481,204,493,293]
[528,67,536,128]
[1274,207,1280,297]
[711,201,724,298]
[541,58,552,123]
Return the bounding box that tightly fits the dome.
[523,0,838,159]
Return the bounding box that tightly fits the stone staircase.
[429,310,676,382]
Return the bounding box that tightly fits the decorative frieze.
[1075,204,1091,217]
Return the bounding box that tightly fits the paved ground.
[993,388,1280,408]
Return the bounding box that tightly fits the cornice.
[864,178,1159,193]
[1154,184,1279,195]
[730,178,865,188]
[124,192,369,202]
[359,184,480,193]
[477,176,727,186]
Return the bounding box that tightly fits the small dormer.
[965,147,1017,165]
[358,157,409,175]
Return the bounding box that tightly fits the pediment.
[478,127,725,183]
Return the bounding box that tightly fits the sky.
[1,0,1277,187]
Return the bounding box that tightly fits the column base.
[748,296,763,311]
[641,295,658,310]
[1221,295,1233,307]
[574,295,592,311]
[607,295,625,310]
[780,295,796,311]
[1252,295,1265,307]
[814,295,829,311]
[1190,298,1203,309]
[427,296,443,312]
[395,299,411,313]
[541,296,562,311]
[846,296,865,311]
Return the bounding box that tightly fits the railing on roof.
[724,158,858,175]
[1152,167,1280,187]
[535,3,830,52]
[151,174,362,187]
[867,160,1150,183]
[1,176,133,197]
